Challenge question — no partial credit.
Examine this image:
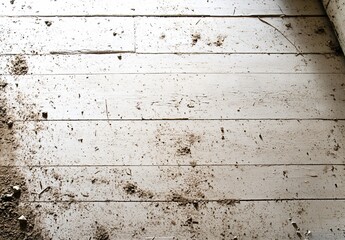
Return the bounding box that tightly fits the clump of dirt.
[123,182,154,199]
[191,33,201,46]
[94,225,110,240]
[0,79,44,239]
[9,55,29,75]
[176,146,191,156]
[214,35,226,47]
[216,199,240,206]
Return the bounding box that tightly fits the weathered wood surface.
[13,165,345,201]
[29,201,345,240]
[0,17,338,54]
[0,0,325,16]
[136,17,337,53]
[1,120,344,166]
[1,54,344,75]
[3,74,345,120]
[0,17,135,54]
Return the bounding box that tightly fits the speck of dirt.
[160,34,166,39]
[190,160,197,168]
[191,33,201,46]
[285,23,292,29]
[117,55,122,60]
[94,225,110,240]
[42,112,48,119]
[9,55,28,75]
[10,0,14,4]
[44,21,52,27]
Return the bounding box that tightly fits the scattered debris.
[9,55,29,75]
[44,21,52,27]
[191,33,201,46]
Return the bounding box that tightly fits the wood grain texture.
[0,0,325,16]
[136,17,338,53]
[3,74,345,120]
[1,120,344,166]
[0,17,134,54]
[29,201,345,240]
[15,165,345,201]
[1,54,344,75]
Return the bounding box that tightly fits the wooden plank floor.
[1,0,345,240]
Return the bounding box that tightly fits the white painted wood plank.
[0,54,344,75]
[0,0,325,16]
[136,17,338,53]
[18,165,345,201]
[0,17,134,54]
[2,120,344,166]
[3,74,345,120]
[31,201,345,239]
[323,0,345,52]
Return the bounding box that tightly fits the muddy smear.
[0,60,43,239]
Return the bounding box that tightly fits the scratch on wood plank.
[257,17,301,54]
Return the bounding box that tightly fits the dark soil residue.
[123,182,154,199]
[0,79,43,239]
[9,55,29,75]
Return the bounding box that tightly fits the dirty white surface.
[1,0,345,240]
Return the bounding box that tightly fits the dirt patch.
[0,78,43,239]
[123,182,154,199]
[9,55,29,75]
[94,225,110,240]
